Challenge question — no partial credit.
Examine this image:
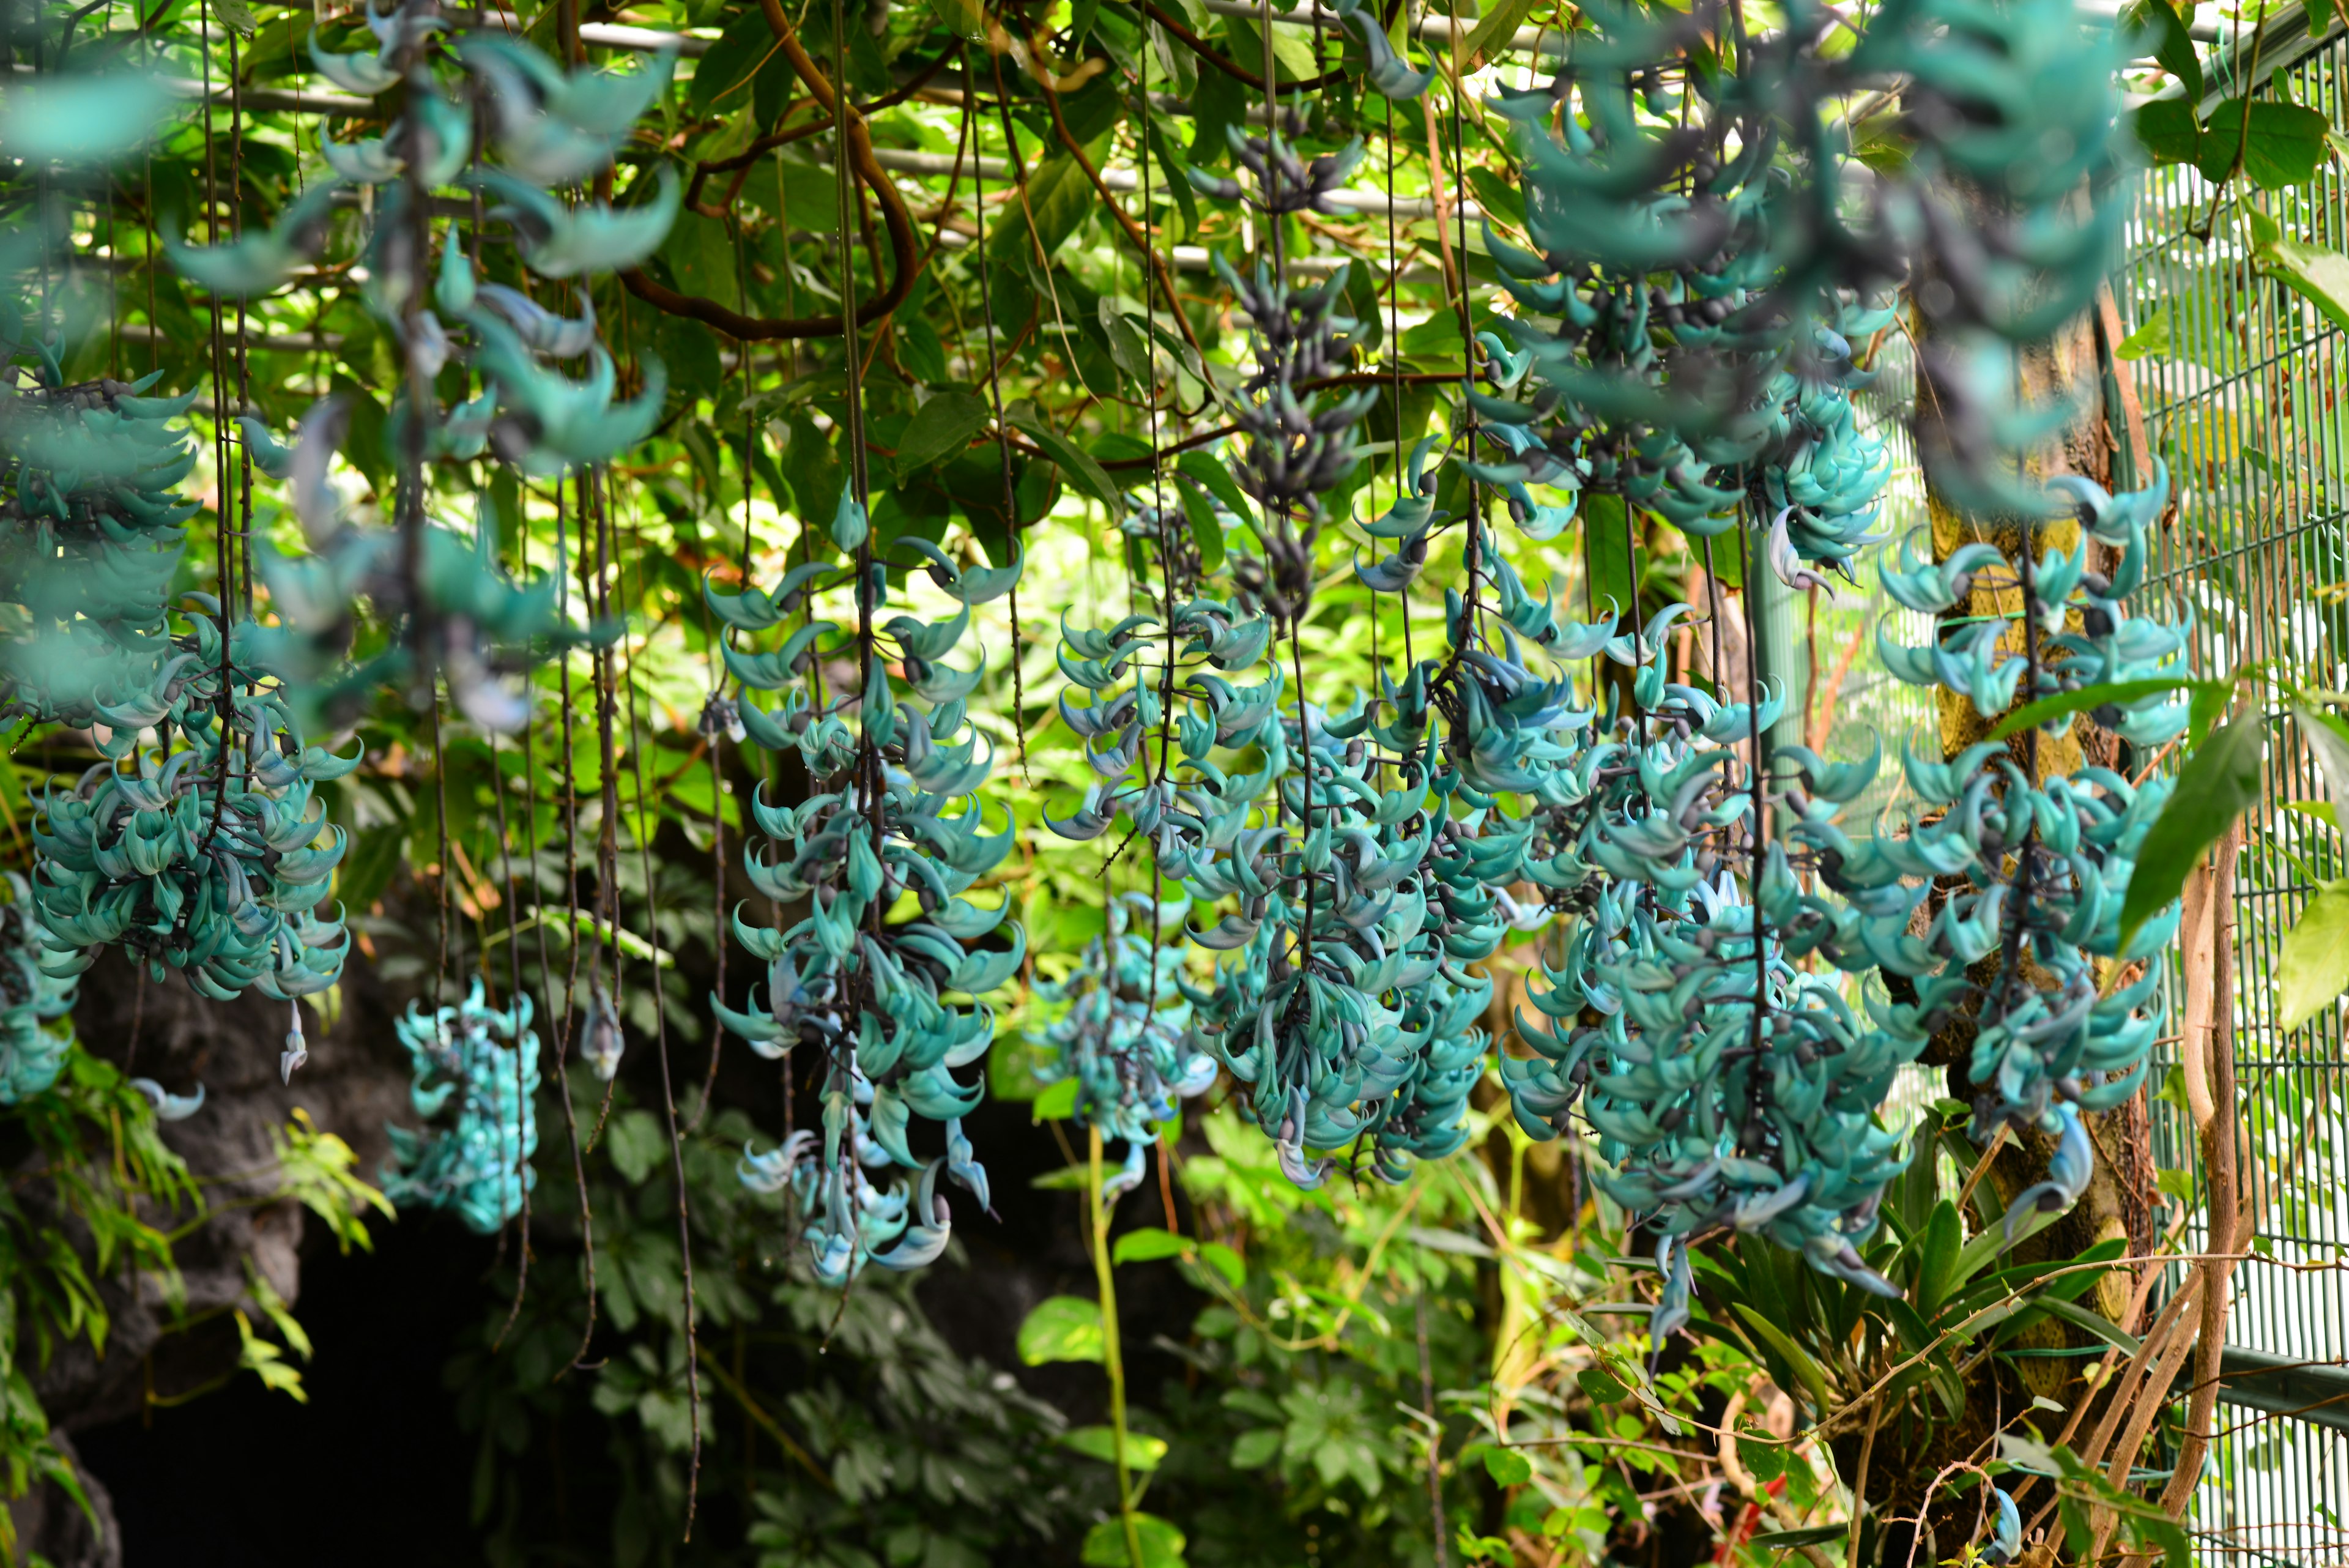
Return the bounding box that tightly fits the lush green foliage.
[0,0,2327,1560]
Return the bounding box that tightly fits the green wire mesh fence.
[2128,9,2349,1555]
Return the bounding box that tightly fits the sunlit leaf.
[1017,1295,1105,1365]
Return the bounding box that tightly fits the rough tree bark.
[3,946,416,1564]
[1871,277,2173,1560]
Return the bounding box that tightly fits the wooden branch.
[2157,828,2244,1520]
[1034,73,1206,362]
[1135,0,1352,92]
[618,0,919,341]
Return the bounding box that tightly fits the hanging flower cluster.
[382,980,540,1235]
[712,499,1022,1282]
[1504,712,1922,1314]
[1467,0,2132,557]
[31,609,355,1035]
[0,309,198,729]
[1857,469,2183,1214]
[1028,893,1215,1199]
[0,872,75,1104]
[177,19,671,729]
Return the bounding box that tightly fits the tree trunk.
[1888,280,2164,1556]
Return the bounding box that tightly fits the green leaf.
[1457,1528,1514,1563]
[1100,298,1153,383]
[328,374,390,496]
[1737,1433,1786,1483]
[1850,114,1913,176]
[213,0,257,38]
[1174,479,1226,573]
[245,1266,313,1362]
[1577,1367,1630,1403]
[1463,164,1526,232]
[1032,1077,1081,1121]
[234,1310,306,1402]
[2133,97,2202,166]
[1952,1203,2061,1290]
[658,213,737,307]
[1985,677,2197,741]
[2134,0,2203,99]
[1229,1427,1281,1468]
[2033,1296,2143,1357]
[1187,65,1247,165]
[1458,0,1544,69]
[1063,1426,1169,1470]
[686,7,777,114]
[996,150,1109,265]
[1482,1447,1534,1485]
[2296,704,2349,833]
[1017,1295,1106,1365]
[772,150,841,234]
[607,1109,666,1185]
[2114,302,2173,360]
[2250,205,2349,338]
[1080,1512,1186,1568]
[1112,1226,1193,1265]
[2188,678,2233,745]
[892,390,991,480]
[1731,1303,1832,1415]
[1399,312,1466,370]
[1198,1241,1246,1290]
[2120,712,2265,953]
[1913,1199,1965,1318]
[1218,14,1319,81]
[1587,493,1636,617]
[2277,879,2349,1031]
[2200,99,2330,189]
[335,824,404,916]
[921,0,985,40]
[1175,450,1256,530]
[1006,406,1124,515]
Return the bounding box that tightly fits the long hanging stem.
[1087,1123,1145,1568]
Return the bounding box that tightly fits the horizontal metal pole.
[2176,1346,2349,1436]
[579,21,713,56]
[866,147,1478,219]
[572,4,1570,64]
[114,322,344,353]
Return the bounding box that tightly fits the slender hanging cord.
[611,468,702,1536]
[556,470,603,1374]
[1385,86,1412,674]
[584,467,624,1150]
[963,45,1030,785]
[491,512,541,1352]
[691,196,766,1131]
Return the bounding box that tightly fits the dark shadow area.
[75,1211,496,1568]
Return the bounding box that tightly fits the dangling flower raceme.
[174,16,670,727]
[0,872,75,1104]
[0,291,200,731]
[29,606,355,1020]
[1490,584,1920,1334]
[382,980,540,1234]
[243,406,597,737]
[1854,466,2183,1162]
[1461,0,2132,541]
[1028,893,1215,1199]
[738,1103,957,1281]
[711,497,1022,1282]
